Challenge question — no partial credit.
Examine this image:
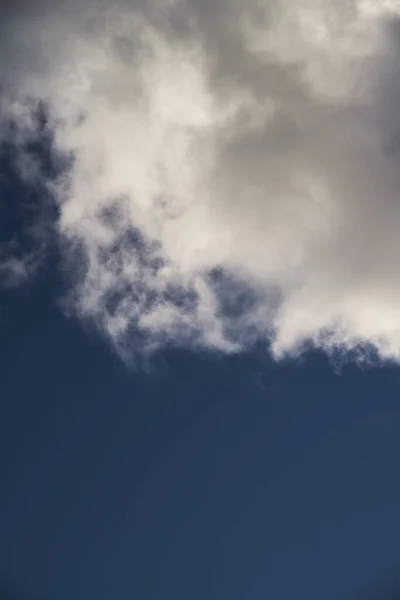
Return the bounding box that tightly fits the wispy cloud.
[2,0,400,360]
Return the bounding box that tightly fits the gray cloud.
[2,0,400,360]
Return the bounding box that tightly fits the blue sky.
[2,270,400,599]
[3,1,400,599]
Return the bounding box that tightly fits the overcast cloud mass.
[2,0,400,360]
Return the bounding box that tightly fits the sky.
[2,0,400,598]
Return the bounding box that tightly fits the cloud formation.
[2,0,400,360]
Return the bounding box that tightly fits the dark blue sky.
[2,259,400,600]
[2,117,400,600]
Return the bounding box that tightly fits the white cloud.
[2,0,400,360]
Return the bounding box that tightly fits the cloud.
[2,0,400,360]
